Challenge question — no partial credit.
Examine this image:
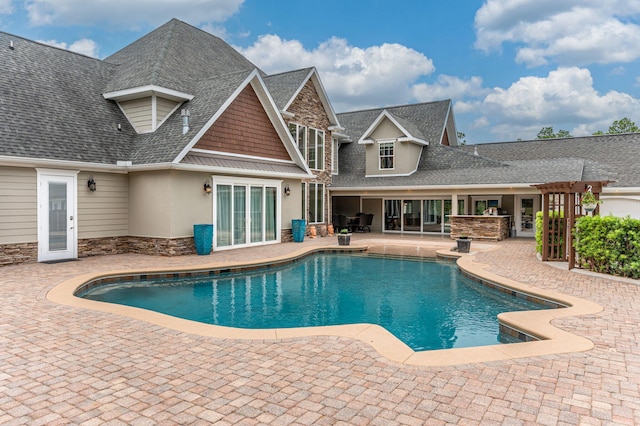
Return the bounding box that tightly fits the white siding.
[0,167,37,244]
[77,172,129,238]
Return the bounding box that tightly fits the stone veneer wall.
[450,216,510,241]
[0,236,200,266]
[286,79,333,225]
[0,242,38,266]
[126,237,196,256]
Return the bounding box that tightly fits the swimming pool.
[78,253,550,351]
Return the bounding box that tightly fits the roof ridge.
[0,30,106,63]
[149,19,177,85]
[337,99,451,116]
[265,67,314,78]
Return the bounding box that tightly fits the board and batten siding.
[119,97,153,133]
[77,172,128,239]
[0,167,37,244]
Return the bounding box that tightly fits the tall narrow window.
[379,141,394,169]
[331,138,339,174]
[307,128,325,170]
[289,123,307,162]
[307,183,324,223]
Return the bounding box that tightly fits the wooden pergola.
[531,180,611,269]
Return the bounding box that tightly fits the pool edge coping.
[46,241,603,367]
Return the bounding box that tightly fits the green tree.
[537,127,572,139]
[608,117,639,134]
[456,131,467,146]
[592,117,639,135]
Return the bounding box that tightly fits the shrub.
[535,210,565,258]
[574,215,640,279]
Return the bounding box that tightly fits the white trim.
[357,110,427,145]
[0,156,130,172]
[378,140,395,171]
[173,71,259,163]
[103,85,194,102]
[282,68,342,128]
[329,183,545,192]
[212,176,282,250]
[189,148,298,164]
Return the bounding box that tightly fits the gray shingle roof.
[337,100,452,145]
[263,68,313,111]
[131,69,254,165]
[459,135,637,187]
[0,31,136,164]
[182,152,307,177]
[104,19,262,95]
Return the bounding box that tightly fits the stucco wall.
[129,170,213,238]
[365,117,422,176]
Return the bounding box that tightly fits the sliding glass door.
[383,197,455,234]
[214,177,281,250]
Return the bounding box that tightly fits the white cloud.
[0,0,13,14]
[412,75,488,103]
[25,0,243,28]
[475,1,640,66]
[238,34,435,111]
[475,67,640,140]
[39,37,99,57]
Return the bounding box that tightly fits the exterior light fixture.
[284,184,291,196]
[87,175,97,192]
[203,179,212,194]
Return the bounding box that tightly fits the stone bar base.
[450,215,510,241]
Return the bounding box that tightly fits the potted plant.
[456,235,471,253]
[581,190,602,213]
[337,228,351,246]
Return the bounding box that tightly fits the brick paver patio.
[1,234,639,425]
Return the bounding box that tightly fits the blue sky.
[2,0,640,143]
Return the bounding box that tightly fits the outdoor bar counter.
[449,215,511,241]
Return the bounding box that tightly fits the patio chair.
[336,214,349,232]
[355,213,373,232]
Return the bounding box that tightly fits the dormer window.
[379,141,395,170]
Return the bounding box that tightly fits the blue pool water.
[78,254,547,351]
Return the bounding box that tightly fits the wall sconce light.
[87,175,97,192]
[203,179,212,194]
[284,184,291,196]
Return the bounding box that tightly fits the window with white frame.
[379,141,395,170]
[308,128,324,170]
[289,123,324,170]
[289,123,306,161]
[304,182,324,224]
[331,138,338,174]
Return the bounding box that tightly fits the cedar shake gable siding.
[194,85,291,161]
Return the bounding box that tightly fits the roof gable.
[193,84,291,161]
[358,110,428,145]
[264,67,342,128]
[339,100,454,146]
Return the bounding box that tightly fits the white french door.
[37,170,78,262]
[516,195,539,238]
[213,177,280,250]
